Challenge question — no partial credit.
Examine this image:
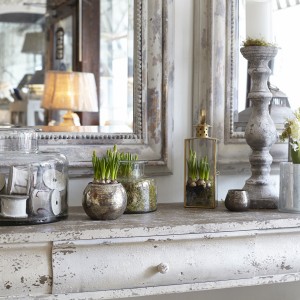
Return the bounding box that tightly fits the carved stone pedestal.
[240,46,279,209]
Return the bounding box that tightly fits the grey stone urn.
[240,46,279,209]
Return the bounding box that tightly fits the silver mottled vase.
[82,182,127,220]
[240,46,279,209]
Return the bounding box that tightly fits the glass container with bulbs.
[118,161,157,213]
[184,113,218,208]
[0,128,68,225]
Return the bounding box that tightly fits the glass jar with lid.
[118,161,157,213]
[0,128,68,225]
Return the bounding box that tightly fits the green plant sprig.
[187,150,210,182]
[92,146,140,183]
[92,145,120,183]
[197,156,210,181]
[106,145,120,181]
[187,149,198,181]
[118,152,139,178]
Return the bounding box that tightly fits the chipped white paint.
[0,242,52,297]
[52,233,255,294]
[2,204,300,299]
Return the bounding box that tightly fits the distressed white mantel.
[2,203,300,299]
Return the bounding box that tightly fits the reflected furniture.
[0,1,174,177]
[2,203,300,298]
[42,71,98,126]
[9,96,44,126]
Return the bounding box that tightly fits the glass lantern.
[184,122,218,208]
[0,128,68,225]
[118,161,157,213]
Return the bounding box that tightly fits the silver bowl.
[225,189,250,212]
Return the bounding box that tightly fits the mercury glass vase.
[240,46,279,209]
[82,182,127,220]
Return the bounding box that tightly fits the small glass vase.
[118,161,157,213]
[279,162,300,213]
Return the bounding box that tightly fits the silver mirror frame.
[193,0,287,173]
[38,0,174,178]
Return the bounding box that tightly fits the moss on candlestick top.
[242,37,276,47]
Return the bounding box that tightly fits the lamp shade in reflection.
[42,71,99,126]
[21,32,45,54]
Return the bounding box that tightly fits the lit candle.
[246,0,273,42]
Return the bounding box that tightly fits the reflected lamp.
[42,71,99,126]
[21,32,45,55]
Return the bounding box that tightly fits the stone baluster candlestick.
[240,46,278,209]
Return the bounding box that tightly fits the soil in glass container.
[186,180,215,207]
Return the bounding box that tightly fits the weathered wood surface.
[2,203,300,299]
[1,203,300,244]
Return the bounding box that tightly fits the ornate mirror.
[225,0,300,144]
[0,0,174,177]
[193,0,291,171]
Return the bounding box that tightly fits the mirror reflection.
[234,0,300,133]
[100,0,134,132]
[0,0,134,133]
[0,2,45,126]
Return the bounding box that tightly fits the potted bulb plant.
[186,149,214,207]
[82,145,127,220]
[118,153,157,213]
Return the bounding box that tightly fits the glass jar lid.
[0,128,39,153]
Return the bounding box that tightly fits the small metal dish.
[225,189,250,212]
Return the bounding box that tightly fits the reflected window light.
[100,0,134,133]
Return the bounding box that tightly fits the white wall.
[67,0,300,299]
